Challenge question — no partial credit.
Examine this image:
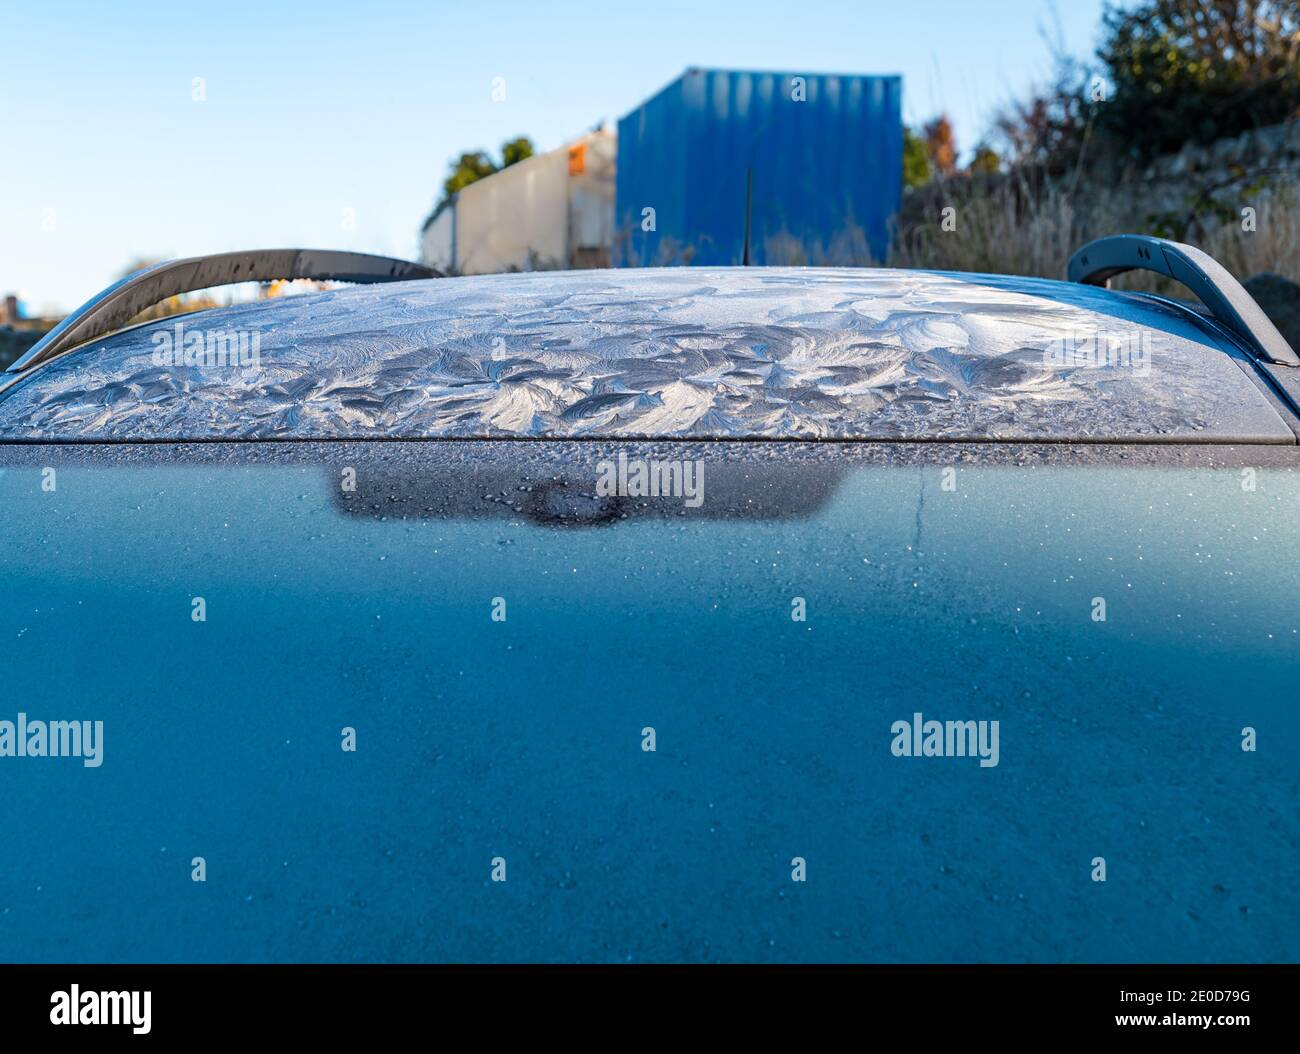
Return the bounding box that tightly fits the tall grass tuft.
[887,171,1300,294]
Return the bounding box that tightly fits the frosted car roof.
[0,267,1293,443]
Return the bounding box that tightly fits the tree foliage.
[968,142,1002,175]
[997,0,1300,172]
[1096,0,1300,160]
[500,136,535,168]
[923,115,958,176]
[442,150,499,200]
[903,126,932,189]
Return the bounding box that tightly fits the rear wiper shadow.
[329,445,848,527]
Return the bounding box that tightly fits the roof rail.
[1067,235,1299,367]
[7,249,441,375]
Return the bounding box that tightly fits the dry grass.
[1198,192,1300,284]
[764,222,878,267]
[890,179,1085,279]
[887,173,1300,294]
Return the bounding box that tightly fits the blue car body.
[1,266,1297,962]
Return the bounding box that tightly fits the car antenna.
[742,167,753,266]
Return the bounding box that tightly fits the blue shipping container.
[615,67,902,267]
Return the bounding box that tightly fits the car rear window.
[1,441,1297,961]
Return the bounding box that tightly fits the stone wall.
[1138,120,1300,216]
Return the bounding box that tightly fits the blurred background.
[2,0,1299,365]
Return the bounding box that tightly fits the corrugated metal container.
[420,129,616,274]
[616,68,901,267]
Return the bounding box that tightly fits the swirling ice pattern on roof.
[0,267,1289,442]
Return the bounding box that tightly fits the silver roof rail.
[1067,235,1299,367]
[7,249,441,375]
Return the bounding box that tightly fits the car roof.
[0,266,1294,443]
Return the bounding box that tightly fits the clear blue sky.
[0,0,1109,313]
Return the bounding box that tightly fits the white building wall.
[419,129,616,275]
[420,207,455,274]
[454,146,571,273]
